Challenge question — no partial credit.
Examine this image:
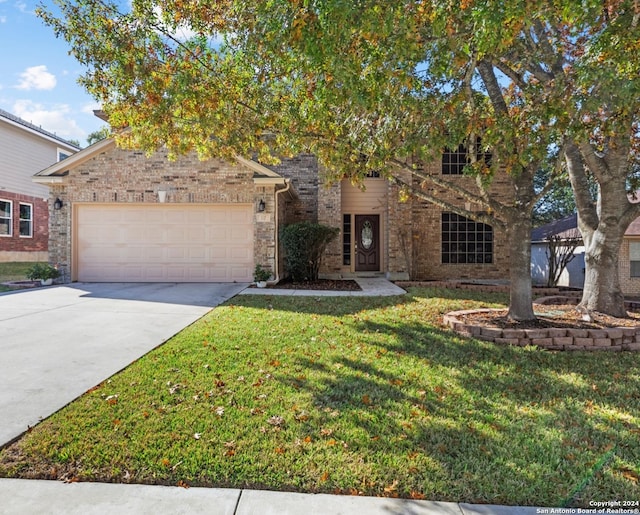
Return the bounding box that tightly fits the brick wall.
[409,162,512,281]
[619,238,640,296]
[269,154,318,223]
[0,190,48,260]
[48,146,275,277]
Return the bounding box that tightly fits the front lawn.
[1,288,638,507]
[0,262,45,292]
[0,262,43,282]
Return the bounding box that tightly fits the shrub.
[253,264,271,282]
[280,222,339,281]
[26,263,61,281]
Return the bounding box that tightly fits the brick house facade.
[0,109,79,262]
[35,138,513,283]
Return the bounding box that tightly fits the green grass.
[0,262,43,282]
[0,261,45,292]
[1,287,639,507]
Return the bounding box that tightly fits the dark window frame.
[343,214,351,266]
[441,212,493,264]
[630,241,640,278]
[442,139,492,175]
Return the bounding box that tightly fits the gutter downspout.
[268,179,291,285]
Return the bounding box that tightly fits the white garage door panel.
[76,204,254,282]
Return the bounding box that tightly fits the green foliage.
[280,222,339,282]
[1,288,638,505]
[25,263,61,281]
[87,126,111,146]
[37,0,640,317]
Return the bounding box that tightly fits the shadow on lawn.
[282,317,640,506]
[235,286,508,316]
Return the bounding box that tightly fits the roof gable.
[33,138,284,183]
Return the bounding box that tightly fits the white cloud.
[16,65,57,91]
[15,1,29,14]
[0,15,7,23]
[81,101,102,116]
[12,99,85,141]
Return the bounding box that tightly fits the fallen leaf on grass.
[384,480,398,493]
[620,467,639,483]
[177,480,189,489]
[267,415,285,426]
[320,471,329,482]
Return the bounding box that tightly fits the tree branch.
[389,175,507,230]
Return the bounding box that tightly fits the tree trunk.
[578,225,627,317]
[507,214,536,321]
[564,139,635,318]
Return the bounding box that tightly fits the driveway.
[0,282,247,446]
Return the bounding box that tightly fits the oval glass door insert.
[361,221,373,250]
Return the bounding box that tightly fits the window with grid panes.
[442,139,492,175]
[441,212,493,264]
[0,200,12,236]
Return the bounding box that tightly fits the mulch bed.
[459,304,640,330]
[250,279,362,291]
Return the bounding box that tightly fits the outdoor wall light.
[258,199,266,212]
[157,190,167,203]
[53,198,63,210]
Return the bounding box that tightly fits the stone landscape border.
[396,280,640,351]
[443,309,640,351]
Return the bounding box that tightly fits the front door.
[355,214,380,272]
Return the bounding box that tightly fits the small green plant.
[26,263,61,281]
[253,264,271,282]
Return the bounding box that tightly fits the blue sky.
[0,0,106,146]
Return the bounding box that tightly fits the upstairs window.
[19,203,33,237]
[442,144,470,175]
[0,200,12,236]
[58,149,71,161]
[442,139,491,175]
[441,212,493,264]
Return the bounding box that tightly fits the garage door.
[75,204,254,282]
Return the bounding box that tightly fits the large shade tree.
[40,0,640,319]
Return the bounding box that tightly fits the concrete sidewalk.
[241,277,407,296]
[0,479,545,515]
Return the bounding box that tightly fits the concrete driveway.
[0,282,247,446]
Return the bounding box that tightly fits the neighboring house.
[34,138,512,283]
[0,109,79,262]
[619,216,640,297]
[531,213,585,288]
[532,209,640,296]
